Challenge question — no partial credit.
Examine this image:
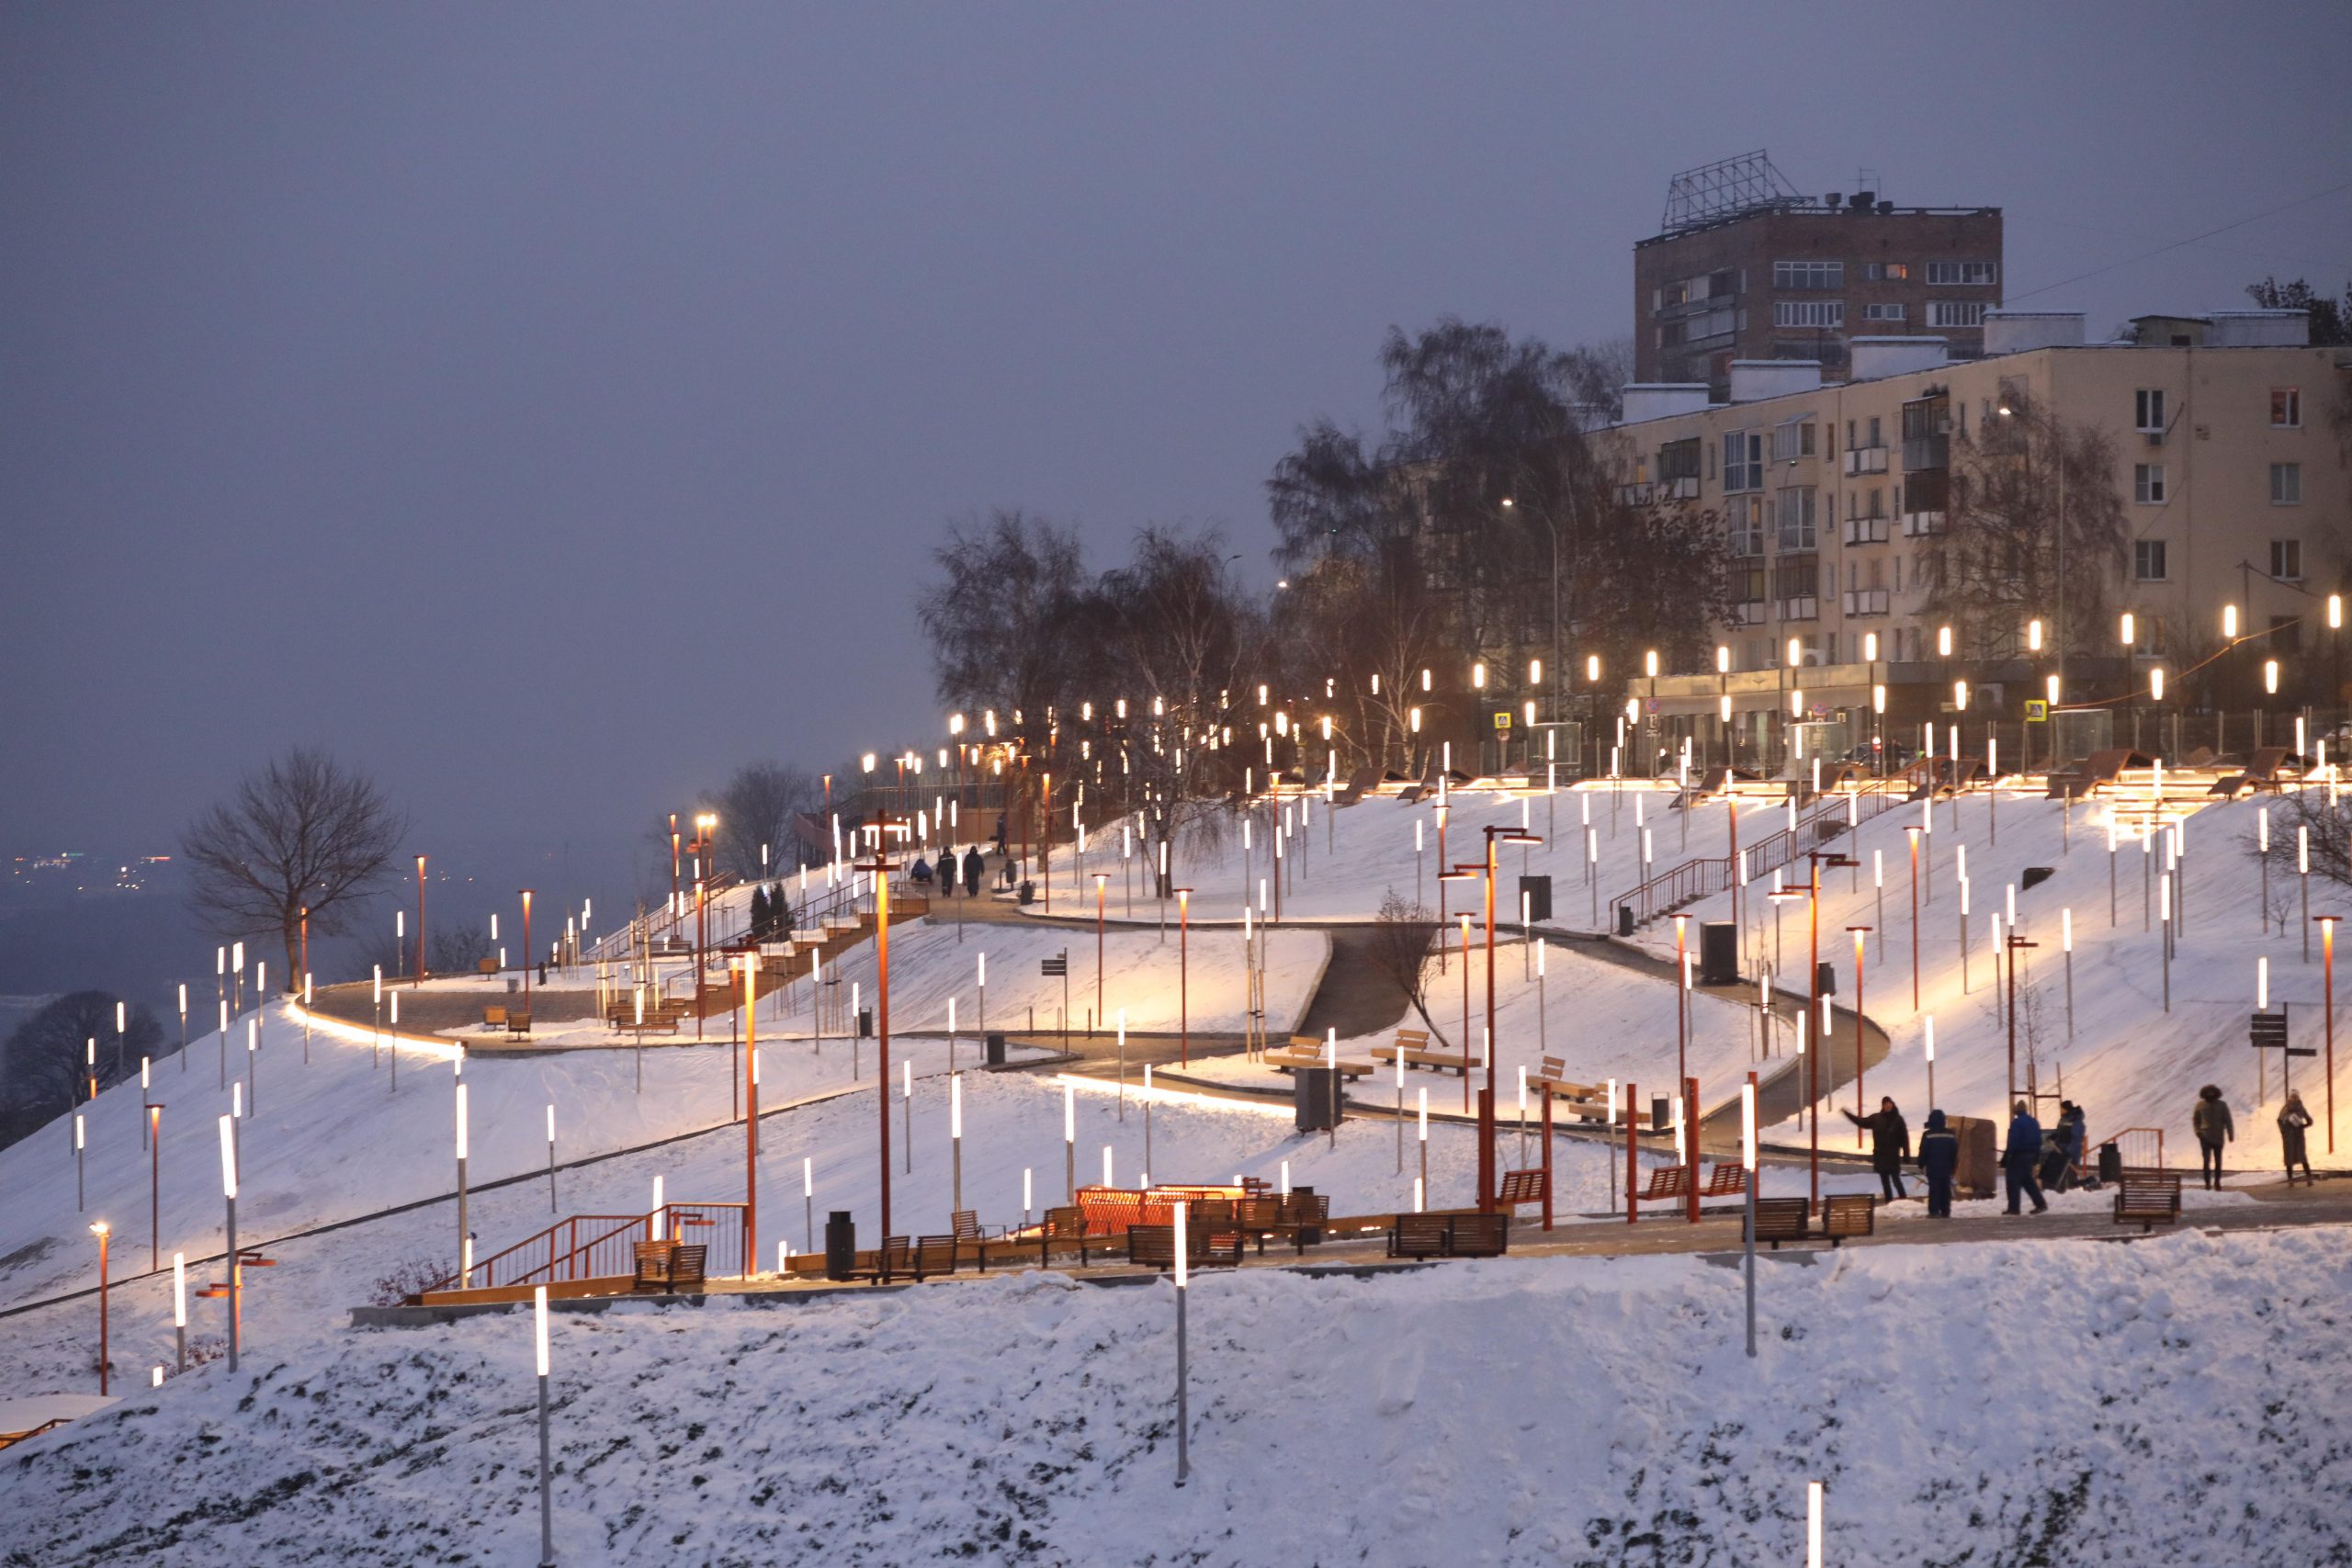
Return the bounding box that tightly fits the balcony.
[1776,596,1820,623]
[1613,477,1701,506]
[1842,515,1890,546]
[1842,588,1891,617]
[1843,446,1889,476]
[1732,602,1768,626]
[1901,511,1947,537]
[1902,434,1950,472]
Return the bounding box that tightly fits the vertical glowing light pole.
[172,1251,187,1372]
[219,1113,239,1372]
[745,960,760,1277]
[1172,1198,1191,1488]
[74,1112,85,1212]
[1807,1481,1824,1567]
[2320,914,2339,1154]
[147,1100,162,1269]
[1175,888,1192,1066]
[546,1104,559,1212]
[455,1080,470,1286]
[1741,1076,1758,1358]
[951,1073,965,1214]
[90,1221,110,1393]
[1064,1081,1077,1202]
[534,1285,556,1566]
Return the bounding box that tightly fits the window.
[1861,302,1906,322]
[1773,260,1844,290]
[2134,464,2167,504]
[1927,301,1987,328]
[1727,495,1764,558]
[1774,300,1844,328]
[2135,389,2165,433]
[2133,539,2168,581]
[2272,388,2301,427]
[1866,415,1883,448]
[2271,463,2302,504]
[1658,437,1701,482]
[1925,260,1997,286]
[1862,262,1909,282]
[1724,430,1761,492]
[1775,486,1817,550]
[2270,539,2302,581]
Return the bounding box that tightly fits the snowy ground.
[1628,785,2350,1170]
[3,1222,2344,1565]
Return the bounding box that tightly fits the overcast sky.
[5,3,2348,898]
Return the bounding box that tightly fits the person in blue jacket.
[1917,1109,1961,1217]
[2003,1100,2049,1215]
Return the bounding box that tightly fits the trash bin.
[1518,874,1553,924]
[1292,1185,1324,1246]
[1617,905,1635,937]
[1017,880,1035,906]
[857,1009,873,1039]
[985,1031,1007,1067]
[1295,1066,1340,1133]
[1651,1095,1670,1133]
[1815,960,1838,996]
[2097,1140,2122,1184]
[1699,920,1737,985]
[824,1211,857,1281]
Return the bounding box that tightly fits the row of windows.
[2132,538,2304,582]
[2132,462,2303,505]
[1768,299,1987,328]
[1770,259,1998,289]
[2136,387,2304,432]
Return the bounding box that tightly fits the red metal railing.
[2097,1126,2166,1173]
[1611,784,1908,927]
[417,1201,749,1297]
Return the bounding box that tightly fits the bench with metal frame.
[1750,1196,1811,1249]
[2113,1171,2182,1233]
[1820,1193,1876,1247]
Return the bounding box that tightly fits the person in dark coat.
[2192,1084,2234,1190]
[2040,1100,2083,1191]
[2278,1091,2315,1186]
[2003,1100,2049,1214]
[1917,1110,1960,1217]
[962,846,983,897]
[1841,1095,1912,1200]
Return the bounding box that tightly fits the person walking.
[2192,1084,2234,1191]
[1841,1095,1912,1201]
[962,845,983,898]
[2003,1100,2049,1215]
[2278,1091,2315,1186]
[1917,1109,1960,1218]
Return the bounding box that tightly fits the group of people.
[1837,1083,2322,1215]
[907,846,989,898]
[2193,1084,2317,1189]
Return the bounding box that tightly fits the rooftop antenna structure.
[1660,150,1806,236]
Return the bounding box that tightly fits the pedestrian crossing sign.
[2025,700,2048,722]
[1493,711,1512,730]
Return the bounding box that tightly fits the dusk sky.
[6,3,2348,897]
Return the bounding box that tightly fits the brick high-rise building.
[1634,152,2002,397]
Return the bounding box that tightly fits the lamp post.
[1442,824,1540,1212]
[2320,914,2339,1154]
[173,1252,187,1372]
[414,855,428,985]
[1905,826,1922,1010]
[534,1286,557,1565]
[1770,849,1857,1208]
[854,817,905,1239]
[219,1113,239,1372]
[90,1222,109,1394]
[1741,1077,1758,1358]
[148,1102,163,1270]
[1175,888,1193,1066]
[455,1080,470,1287]
[744,960,759,1278]
[1094,873,1109,1034]
[520,889,535,1016]
[2004,929,2040,1108]
[1848,925,1871,1143]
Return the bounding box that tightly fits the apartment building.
[1634,160,2002,392]
[1608,309,2349,761]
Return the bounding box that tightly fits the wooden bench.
[1272,1191,1329,1254]
[1386,1213,1451,1260]
[1040,1206,1091,1269]
[1371,1028,1473,1077]
[1751,1196,1811,1249]
[1497,1168,1547,1208]
[629,1240,707,1293]
[476,957,501,976]
[1531,1064,1613,1122]
[1702,1165,1749,1200]
[2113,1172,2182,1233]
[1637,1166,1691,1204]
[1820,1193,1876,1247]
[505,1010,533,1039]
[1264,1035,1374,1077]
[483,1006,508,1031]
[912,1235,959,1280]
[851,1235,914,1283]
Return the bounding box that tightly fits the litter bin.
[1518,874,1553,924]
[1291,1185,1324,1246]
[985,1031,1007,1067]
[1815,960,1838,996]
[2097,1140,2122,1185]
[857,1009,873,1039]
[1651,1095,1670,1133]
[1017,880,1035,906]
[824,1211,857,1281]
[1699,920,1737,985]
[1617,905,1635,937]
[1295,1066,1340,1133]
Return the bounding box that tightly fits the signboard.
[2025,700,2048,722]
[2249,1010,2312,1055]
[1041,953,1068,977]
[1493,711,1512,730]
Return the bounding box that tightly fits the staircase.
[1611,784,1908,928]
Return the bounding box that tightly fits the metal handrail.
[417,1201,751,1296]
[1611,784,1906,927]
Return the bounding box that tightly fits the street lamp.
[1174,887,1193,1066]
[90,1222,110,1394]
[1441,822,1541,1211]
[1769,848,1858,1207]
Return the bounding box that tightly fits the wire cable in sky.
[2005,175,2352,305]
